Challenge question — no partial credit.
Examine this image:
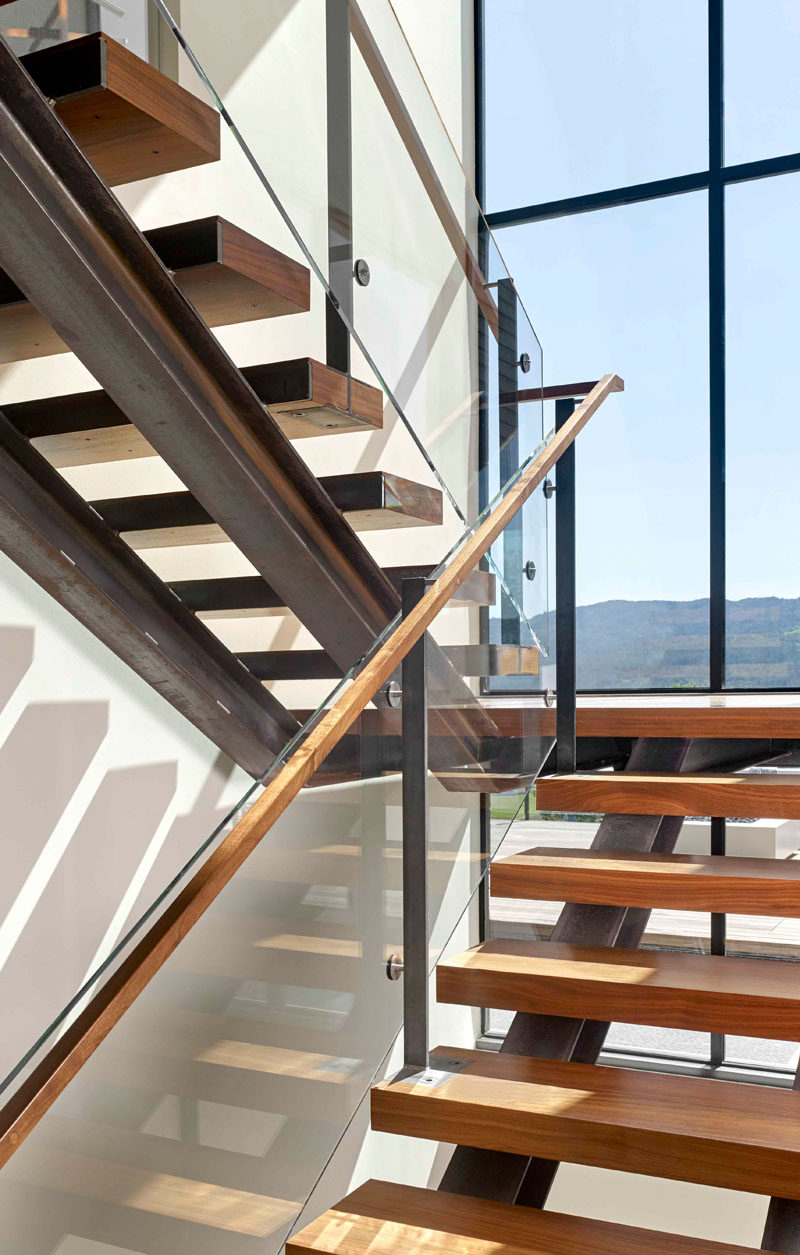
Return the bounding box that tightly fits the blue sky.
[484,0,800,607]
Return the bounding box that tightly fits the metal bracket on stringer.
[396,1057,471,1088]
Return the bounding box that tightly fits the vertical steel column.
[325,0,353,375]
[497,278,522,646]
[709,0,726,690]
[555,398,577,774]
[401,576,430,1072]
[710,815,727,1067]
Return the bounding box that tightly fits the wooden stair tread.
[481,693,800,740]
[5,358,382,467]
[0,216,310,364]
[20,32,220,186]
[437,938,800,1039]
[288,1178,776,1255]
[169,565,495,617]
[432,769,534,793]
[536,770,800,819]
[90,475,443,546]
[371,1046,800,1198]
[492,846,800,916]
[239,643,538,681]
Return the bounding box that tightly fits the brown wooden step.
[371,1046,800,1198]
[288,1178,777,1255]
[239,643,538,682]
[169,565,495,617]
[20,32,220,185]
[482,693,800,740]
[432,769,534,793]
[0,216,310,363]
[492,846,800,916]
[536,769,800,819]
[90,475,443,546]
[5,359,382,467]
[437,938,800,1039]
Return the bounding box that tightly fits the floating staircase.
[290,692,800,1253]
[0,28,472,787]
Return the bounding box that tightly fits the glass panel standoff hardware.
[386,953,404,980]
[385,680,402,707]
[354,258,371,286]
[543,477,555,498]
[523,559,537,581]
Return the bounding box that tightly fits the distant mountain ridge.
[526,596,800,689]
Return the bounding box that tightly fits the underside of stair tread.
[287,1178,777,1255]
[437,938,800,1038]
[0,216,310,364]
[239,642,538,681]
[5,359,383,467]
[492,846,800,915]
[371,1046,800,1198]
[169,565,495,617]
[536,769,800,819]
[89,475,443,546]
[432,768,534,793]
[19,32,221,187]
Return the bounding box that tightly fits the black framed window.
[480,0,800,1083]
[480,0,800,696]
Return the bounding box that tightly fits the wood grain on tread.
[437,939,800,1039]
[371,1047,800,1197]
[0,217,309,364]
[288,1178,780,1255]
[481,693,800,740]
[5,359,381,466]
[20,32,220,186]
[536,770,800,819]
[491,846,800,916]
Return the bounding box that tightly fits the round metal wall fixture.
[354,258,371,287]
[544,688,555,707]
[518,352,531,373]
[385,680,402,708]
[543,478,555,499]
[524,560,537,582]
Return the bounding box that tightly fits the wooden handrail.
[0,373,622,1167]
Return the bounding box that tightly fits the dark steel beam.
[555,399,576,773]
[708,0,726,691]
[0,36,398,673]
[0,407,299,776]
[325,0,352,374]
[402,576,430,1072]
